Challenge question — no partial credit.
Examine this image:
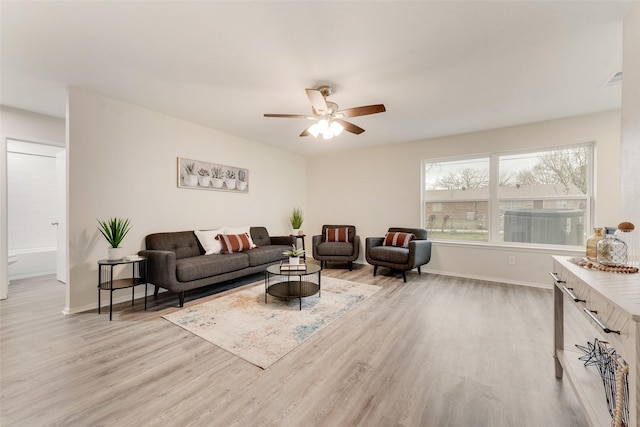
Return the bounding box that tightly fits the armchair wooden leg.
[402,271,407,282]
[418,266,422,275]
[154,285,160,298]
[373,265,378,276]
[178,292,185,307]
[348,261,353,271]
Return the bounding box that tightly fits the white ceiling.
[1,1,635,157]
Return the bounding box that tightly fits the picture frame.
[178,157,249,193]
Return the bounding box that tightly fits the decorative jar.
[597,235,628,266]
[615,224,638,267]
[586,227,604,261]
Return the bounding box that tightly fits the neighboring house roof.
[424,183,584,201]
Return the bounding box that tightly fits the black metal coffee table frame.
[265,263,321,310]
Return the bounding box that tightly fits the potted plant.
[283,244,305,265]
[183,162,198,186]
[290,208,303,235]
[197,168,211,187]
[237,169,247,191]
[97,217,131,261]
[211,166,225,188]
[225,169,237,190]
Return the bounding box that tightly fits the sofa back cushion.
[145,231,203,260]
[250,226,272,247]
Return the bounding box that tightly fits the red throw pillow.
[326,227,349,242]
[216,233,253,253]
[383,232,415,248]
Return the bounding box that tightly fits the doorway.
[6,139,66,285]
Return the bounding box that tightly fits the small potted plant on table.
[283,245,305,265]
[97,217,132,261]
[290,208,303,235]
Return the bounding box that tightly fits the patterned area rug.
[163,277,381,369]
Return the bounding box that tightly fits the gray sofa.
[139,227,295,307]
[365,227,432,282]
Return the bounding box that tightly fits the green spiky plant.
[283,244,305,257]
[97,217,131,248]
[290,208,303,229]
[225,169,236,179]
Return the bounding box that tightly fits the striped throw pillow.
[216,233,254,253]
[383,232,415,248]
[326,227,349,242]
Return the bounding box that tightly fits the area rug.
[163,277,381,369]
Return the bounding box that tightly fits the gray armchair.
[312,225,360,270]
[365,227,432,282]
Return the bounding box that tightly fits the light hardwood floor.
[1,264,588,426]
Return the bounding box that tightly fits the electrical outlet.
[508,256,516,265]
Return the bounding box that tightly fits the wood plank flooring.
[1,264,588,426]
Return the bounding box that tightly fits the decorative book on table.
[279,261,307,271]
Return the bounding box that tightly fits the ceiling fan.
[264,86,386,139]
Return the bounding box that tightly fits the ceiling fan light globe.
[308,123,320,137]
[322,131,333,140]
[330,121,344,136]
[318,119,329,133]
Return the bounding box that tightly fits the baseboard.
[62,287,166,315]
[421,268,550,289]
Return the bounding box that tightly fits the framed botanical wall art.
[178,157,249,193]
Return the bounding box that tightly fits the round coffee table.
[265,263,321,310]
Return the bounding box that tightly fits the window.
[423,144,592,247]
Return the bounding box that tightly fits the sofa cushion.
[250,226,272,247]
[316,241,354,256]
[145,231,202,260]
[326,227,349,242]
[194,228,225,255]
[175,253,249,282]
[245,245,288,267]
[369,246,409,264]
[383,232,415,248]
[217,233,254,253]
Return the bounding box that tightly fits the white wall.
[307,110,621,288]
[0,106,65,299]
[66,88,307,313]
[621,4,640,228]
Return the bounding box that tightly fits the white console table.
[552,255,640,427]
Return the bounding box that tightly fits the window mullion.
[489,154,500,243]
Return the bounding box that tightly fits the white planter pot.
[184,174,198,186]
[237,181,247,191]
[107,247,125,261]
[289,256,300,265]
[212,178,224,188]
[225,178,236,190]
[198,176,211,187]
[292,228,300,236]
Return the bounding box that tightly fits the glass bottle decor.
[615,222,638,267]
[586,227,604,261]
[597,234,628,266]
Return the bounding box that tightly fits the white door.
[56,150,67,283]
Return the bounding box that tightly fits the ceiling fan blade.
[264,113,315,119]
[305,88,328,113]
[338,104,386,118]
[300,127,311,137]
[335,119,365,135]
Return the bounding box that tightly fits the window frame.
[422,142,594,249]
